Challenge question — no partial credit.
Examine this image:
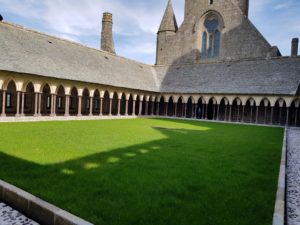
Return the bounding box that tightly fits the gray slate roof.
[0,22,158,92]
[155,57,300,95]
[0,22,299,96]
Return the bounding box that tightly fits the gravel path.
[287,128,300,225]
[0,202,39,225]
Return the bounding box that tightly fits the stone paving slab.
[287,128,300,225]
[0,202,39,225]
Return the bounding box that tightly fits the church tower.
[232,0,249,17]
[156,0,279,65]
[156,0,178,65]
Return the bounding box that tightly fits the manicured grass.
[0,119,283,225]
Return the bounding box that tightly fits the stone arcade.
[0,0,300,126]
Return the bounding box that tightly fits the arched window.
[201,17,221,58]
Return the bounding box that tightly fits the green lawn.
[0,118,283,225]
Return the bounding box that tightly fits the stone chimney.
[101,12,116,54]
[291,38,299,57]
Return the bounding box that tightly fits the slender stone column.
[77,96,82,116]
[184,103,187,118]
[174,103,177,117]
[89,97,93,116]
[152,102,155,115]
[229,105,232,122]
[1,90,6,117]
[164,103,167,116]
[237,105,240,122]
[255,106,259,123]
[34,92,38,116]
[194,104,197,118]
[139,101,142,116]
[241,105,245,122]
[295,109,298,126]
[38,93,42,116]
[100,98,103,116]
[117,99,121,116]
[20,92,25,116]
[270,107,274,125]
[205,104,208,119]
[109,98,112,116]
[250,106,253,123]
[286,107,290,126]
[217,104,220,120]
[264,107,267,124]
[125,100,128,116]
[202,104,205,119]
[16,91,21,116]
[279,107,282,125]
[51,94,56,116]
[133,100,136,115]
[156,102,159,115]
[65,95,70,116]
[213,104,216,120]
[145,101,149,116]
[224,105,227,121]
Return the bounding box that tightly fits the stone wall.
[156,0,277,65]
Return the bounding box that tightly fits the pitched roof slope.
[158,0,178,33]
[0,22,158,92]
[155,57,300,95]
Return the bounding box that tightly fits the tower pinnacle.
[158,0,178,33]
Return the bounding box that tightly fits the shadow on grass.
[0,124,283,225]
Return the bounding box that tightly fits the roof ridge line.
[0,21,153,67]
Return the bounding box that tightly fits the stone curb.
[0,180,93,225]
[272,128,287,225]
[0,115,287,129]
[0,115,140,123]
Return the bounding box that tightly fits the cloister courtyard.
[0,118,283,225]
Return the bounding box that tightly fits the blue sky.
[1,0,299,64]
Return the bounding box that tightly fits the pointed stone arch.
[69,87,78,116]
[41,84,51,116]
[102,91,110,115]
[56,85,66,116]
[167,96,175,117]
[93,90,101,115]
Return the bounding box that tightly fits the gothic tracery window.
[201,17,220,58]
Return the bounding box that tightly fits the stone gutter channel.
[0,127,297,225]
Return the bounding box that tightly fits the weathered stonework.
[156,0,279,65]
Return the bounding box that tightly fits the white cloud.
[1,0,299,63]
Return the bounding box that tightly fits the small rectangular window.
[209,0,213,5]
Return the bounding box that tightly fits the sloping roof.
[158,0,178,33]
[156,57,300,95]
[0,22,299,96]
[0,22,158,92]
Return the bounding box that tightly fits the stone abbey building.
[0,0,300,126]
